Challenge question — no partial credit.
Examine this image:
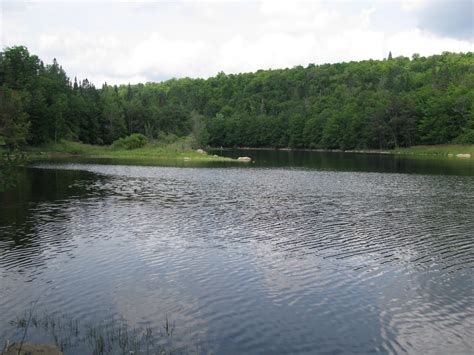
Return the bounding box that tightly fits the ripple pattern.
[0,163,473,354]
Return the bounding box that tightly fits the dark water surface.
[211,148,474,176]
[1,152,473,354]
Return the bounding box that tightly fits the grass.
[26,138,238,163]
[6,309,182,355]
[390,144,474,157]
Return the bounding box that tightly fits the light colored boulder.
[237,156,252,162]
[456,153,471,158]
[447,153,454,157]
[196,149,205,154]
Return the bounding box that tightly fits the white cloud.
[399,0,427,11]
[385,29,473,56]
[2,0,472,85]
[128,33,209,77]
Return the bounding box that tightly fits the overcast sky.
[1,0,473,85]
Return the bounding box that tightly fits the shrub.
[112,133,148,150]
[156,132,179,144]
[453,130,474,144]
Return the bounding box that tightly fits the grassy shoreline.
[25,140,239,163]
[4,143,473,165]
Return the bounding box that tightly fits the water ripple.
[0,163,473,354]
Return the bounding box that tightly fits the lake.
[1,150,473,354]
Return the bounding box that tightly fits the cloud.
[416,0,473,40]
[385,28,472,56]
[1,1,472,85]
[128,34,209,79]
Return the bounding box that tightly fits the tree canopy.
[1,46,473,150]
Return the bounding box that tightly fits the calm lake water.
[1,151,473,354]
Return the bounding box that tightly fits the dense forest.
[1,46,473,151]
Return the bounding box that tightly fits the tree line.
[1,46,473,151]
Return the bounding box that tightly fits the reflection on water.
[211,148,474,176]
[1,158,473,354]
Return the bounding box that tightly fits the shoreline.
[26,151,246,164]
[211,146,391,154]
[4,143,473,166]
[209,145,473,158]
[19,141,252,164]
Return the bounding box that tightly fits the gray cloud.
[417,0,473,40]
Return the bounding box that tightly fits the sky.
[1,0,473,85]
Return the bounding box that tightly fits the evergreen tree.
[0,46,472,150]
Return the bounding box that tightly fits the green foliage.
[0,87,30,150]
[156,132,179,144]
[0,46,473,151]
[453,129,474,144]
[0,86,30,191]
[112,133,148,150]
[101,86,127,144]
[36,140,98,155]
[191,110,209,148]
[28,140,235,164]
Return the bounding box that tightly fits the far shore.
[2,143,473,166]
[210,144,473,158]
[211,146,391,154]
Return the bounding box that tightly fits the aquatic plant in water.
[5,309,186,355]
